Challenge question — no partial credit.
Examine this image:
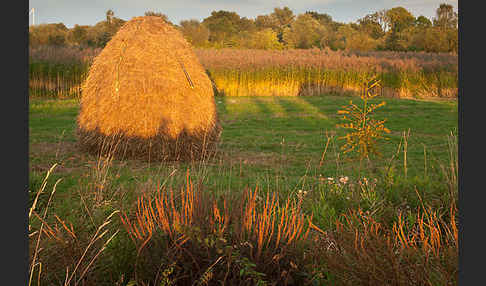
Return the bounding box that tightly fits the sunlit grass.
[29,95,457,202]
[29,93,457,285]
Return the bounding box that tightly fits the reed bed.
[29,46,99,99]
[197,48,458,98]
[29,46,458,99]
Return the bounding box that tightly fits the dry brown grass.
[120,175,321,256]
[119,172,325,285]
[77,16,221,161]
[319,197,458,286]
[29,164,120,286]
[195,48,457,73]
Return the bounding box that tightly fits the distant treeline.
[29,4,458,53]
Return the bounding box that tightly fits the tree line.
[29,4,458,53]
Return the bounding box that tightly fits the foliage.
[29,4,458,53]
[331,24,360,50]
[240,29,283,50]
[255,14,280,31]
[433,4,458,29]
[345,32,379,52]
[179,19,210,47]
[386,7,416,33]
[29,23,69,47]
[357,14,385,39]
[282,14,327,49]
[415,16,432,29]
[384,7,416,51]
[337,75,391,160]
[305,11,333,26]
[423,27,451,53]
[202,10,249,45]
[66,24,90,46]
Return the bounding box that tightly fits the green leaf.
[126,280,138,286]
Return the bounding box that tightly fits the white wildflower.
[339,176,349,184]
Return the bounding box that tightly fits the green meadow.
[29,94,458,285]
[30,95,457,196]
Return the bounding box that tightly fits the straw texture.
[76,16,221,161]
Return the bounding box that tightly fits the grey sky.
[28,0,458,28]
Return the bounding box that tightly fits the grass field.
[29,95,458,285]
[30,95,457,194]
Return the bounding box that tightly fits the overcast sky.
[28,0,458,28]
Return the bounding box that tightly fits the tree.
[384,7,416,51]
[332,24,359,50]
[415,15,432,29]
[408,16,432,51]
[240,17,256,33]
[386,7,415,33]
[202,10,242,44]
[179,19,210,47]
[433,4,458,29]
[305,11,333,26]
[423,27,449,53]
[84,11,126,48]
[358,14,385,39]
[86,22,111,47]
[347,33,378,52]
[97,10,126,46]
[243,28,283,50]
[271,7,295,42]
[106,9,114,24]
[255,14,280,32]
[272,7,295,28]
[67,24,89,46]
[429,4,458,53]
[29,23,68,47]
[372,9,390,33]
[446,28,458,53]
[253,7,297,44]
[282,14,326,49]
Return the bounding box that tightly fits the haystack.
[76,16,221,161]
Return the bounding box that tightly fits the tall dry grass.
[29,160,458,285]
[196,48,457,71]
[118,165,458,285]
[196,48,457,98]
[319,196,457,286]
[118,171,325,285]
[29,163,120,286]
[29,46,99,98]
[29,46,458,99]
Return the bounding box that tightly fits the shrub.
[119,173,325,285]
